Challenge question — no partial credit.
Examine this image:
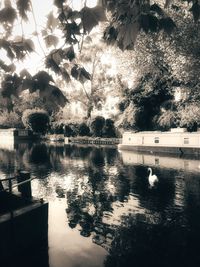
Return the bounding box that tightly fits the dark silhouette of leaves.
[150,4,165,16]
[1,74,21,98]
[64,21,80,44]
[103,26,118,45]
[189,2,200,23]
[0,59,15,73]
[71,65,91,83]
[16,0,30,20]
[140,14,159,33]
[33,71,54,86]
[45,57,61,74]
[62,46,75,61]
[81,6,106,33]
[54,0,65,8]
[20,69,32,79]
[0,6,17,24]
[159,17,176,34]
[117,21,140,50]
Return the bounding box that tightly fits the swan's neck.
[149,168,152,176]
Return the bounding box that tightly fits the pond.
[1,142,200,267]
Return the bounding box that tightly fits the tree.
[0,0,200,130]
[0,0,197,88]
[22,109,50,134]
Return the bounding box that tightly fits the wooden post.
[8,178,12,193]
[17,171,32,199]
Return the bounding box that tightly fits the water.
[1,142,200,267]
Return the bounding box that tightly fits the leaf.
[16,0,30,20]
[64,21,80,44]
[117,21,139,50]
[1,74,21,98]
[159,17,176,34]
[62,46,75,61]
[45,57,61,74]
[54,0,65,8]
[20,69,32,79]
[50,85,68,107]
[81,5,106,33]
[0,59,10,72]
[103,26,118,45]
[46,11,58,30]
[62,5,73,19]
[50,49,63,65]
[150,4,165,16]
[0,6,17,24]
[44,34,59,47]
[33,71,54,86]
[71,65,91,83]
[40,84,68,107]
[23,39,35,51]
[189,2,200,23]
[140,14,159,33]
[60,68,70,82]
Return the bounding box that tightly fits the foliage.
[90,116,105,137]
[51,123,64,134]
[103,118,116,137]
[78,122,90,136]
[0,0,200,131]
[22,109,50,134]
[63,122,79,137]
[179,103,200,131]
[157,109,178,130]
[0,110,23,128]
[0,71,68,111]
[117,70,173,130]
[0,0,197,85]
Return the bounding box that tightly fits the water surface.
[1,142,200,267]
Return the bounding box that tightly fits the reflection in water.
[1,143,200,267]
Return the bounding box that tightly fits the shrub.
[51,123,64,134]
[22,109,49,134]
[103,118,116,137]
[64,125,74,137]
[64,123,79,137]
[78,122,90,136]
[90,116,105,137]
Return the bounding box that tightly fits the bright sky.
[0,0,98,74]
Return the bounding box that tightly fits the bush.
[64,123,79,137]
[90,116,105,137]
[78,122,90,136]
[22,109,49,134]
[51,123,64,134]
[103,118,117,137]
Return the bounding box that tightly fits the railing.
[68,137,122,145]
[0,171,33,198]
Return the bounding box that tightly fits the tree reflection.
[0,142,199,266]
[104,215,193,267]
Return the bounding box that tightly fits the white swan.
[148,167,158,188]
